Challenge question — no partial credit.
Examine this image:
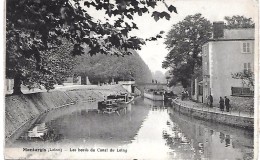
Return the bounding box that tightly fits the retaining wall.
[5,91,75,140]
[171,100,254,130]
[5,85,129,140]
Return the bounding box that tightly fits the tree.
[73,50,153,84]
[224,15,255,29]
[6,37,76,93]
[6,0,177,94]
[232,70,254,89]
[41,39,77,88]
[162,13,212,88]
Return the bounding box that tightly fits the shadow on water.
[166,107,254,160]
[8,97,151,148]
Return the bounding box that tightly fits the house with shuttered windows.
[200,22,254,105]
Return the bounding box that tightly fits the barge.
[144,89,165,101]
[98,93,134,114]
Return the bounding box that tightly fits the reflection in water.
[167,107,254,160]
[226,135,231,147]
[7,98,253,159]
[220,132,225,143]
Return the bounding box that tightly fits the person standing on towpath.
[219,97,225,111]
[224,96,230,112]
[209,95,213,108]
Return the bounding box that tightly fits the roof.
[223,28,254,39]
[209,28,255,42]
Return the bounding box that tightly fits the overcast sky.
[130,0,258,74]
[85,0,258,74]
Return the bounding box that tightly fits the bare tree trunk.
[12,74,22,95]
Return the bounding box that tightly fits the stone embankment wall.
[5,91,75,140]
[171,101,254,130]
[229,96,254,114]
[5,85,128,140]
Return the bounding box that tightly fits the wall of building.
[6,79,14,92]
[191,78,203,103]
[118,81,135,93]
[208,40,254,105]
[202,43,210,103]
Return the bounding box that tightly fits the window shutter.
[244,63,247,71]
[243,43,247,53]
[248,63,251,72]
[247,43,250,53]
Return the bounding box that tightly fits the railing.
[231,87,253,96]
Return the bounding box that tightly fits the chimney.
[213,21,224,39]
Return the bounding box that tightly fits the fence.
[231,87,253,96]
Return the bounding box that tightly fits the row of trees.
[162,15,255,88]
[6,0,177,94]
[73,50,153,84]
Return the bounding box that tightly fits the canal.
[6,97,253,159]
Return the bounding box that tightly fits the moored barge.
[144,89,165,101]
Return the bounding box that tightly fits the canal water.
[6,97,254,159]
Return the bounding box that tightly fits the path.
[5,84,128,95]
[173,98,253,118]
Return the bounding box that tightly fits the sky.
[129,0,258,73]
[85,0,257,74]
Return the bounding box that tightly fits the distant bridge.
[135,83,168,95]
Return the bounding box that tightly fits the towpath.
[173,98,253,118]
[5,84,128,95]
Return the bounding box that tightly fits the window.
[203,46,207,57]
[192,81,195,95]
[242,42,250,53]
[204,62,208,71]
[244,63,252,72]
[198,85,203,95]
[87,96,96,103]
[248,63,251,72]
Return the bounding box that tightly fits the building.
[118,80,135,93]
[191,76,203,103]
[201,22,254,105]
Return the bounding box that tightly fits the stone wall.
[171,101,254,130]
[5,85,128,141]
[5,91,75,140]
[229,96,254,114]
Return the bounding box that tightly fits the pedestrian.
[219,97,224,111]
[209,95,213,107]
[181,91,185,101]
[224,96,230,112]
[185,90,189,99]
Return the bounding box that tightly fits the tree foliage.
[162,13,212,88]
[73,50,153,84]
[6,0,177,94]
[224,15,255,29]
[6,37,76,91]
[232,70,254,88]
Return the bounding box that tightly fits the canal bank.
[5,98,254,159]
[5,85,129,141]
[171,99,254,130]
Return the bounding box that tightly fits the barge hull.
[144,93,164,101]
